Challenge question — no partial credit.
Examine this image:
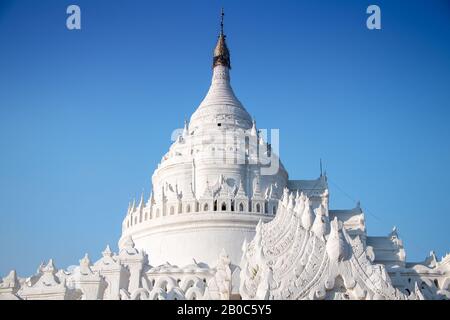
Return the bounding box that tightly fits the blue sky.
[0,0,449,276]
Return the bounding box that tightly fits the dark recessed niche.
[217,123,222,127]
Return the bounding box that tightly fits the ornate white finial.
[102,245,113,257]
[301,198,314,230]
[326,217,347,263]
[242,238,248,254]
[0,270,18,289]
[37,261,45,274]
[213,8,231,69]
[287,192,295,210]
[256,219,263,234]
[390,226,399,239]
[320,158,323,177]
[182,120,189,137]
[80,253,90,266]
[251,119,257,136]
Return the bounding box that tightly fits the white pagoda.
[1,12,448,300]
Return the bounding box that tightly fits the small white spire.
[282,187,289,207]
[236,179,247,198]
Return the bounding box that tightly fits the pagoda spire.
[213,8,231,69]
[138,190,145,211]
[182,119,189,137]
[220,7,225,36]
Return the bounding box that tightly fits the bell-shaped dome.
[189,29,252,132]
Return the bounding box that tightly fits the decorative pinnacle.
[213,8,231,69]
[220,8,225,35]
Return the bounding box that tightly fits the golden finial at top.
[220,7,225,35]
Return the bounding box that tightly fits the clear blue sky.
[0,0,449,276]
